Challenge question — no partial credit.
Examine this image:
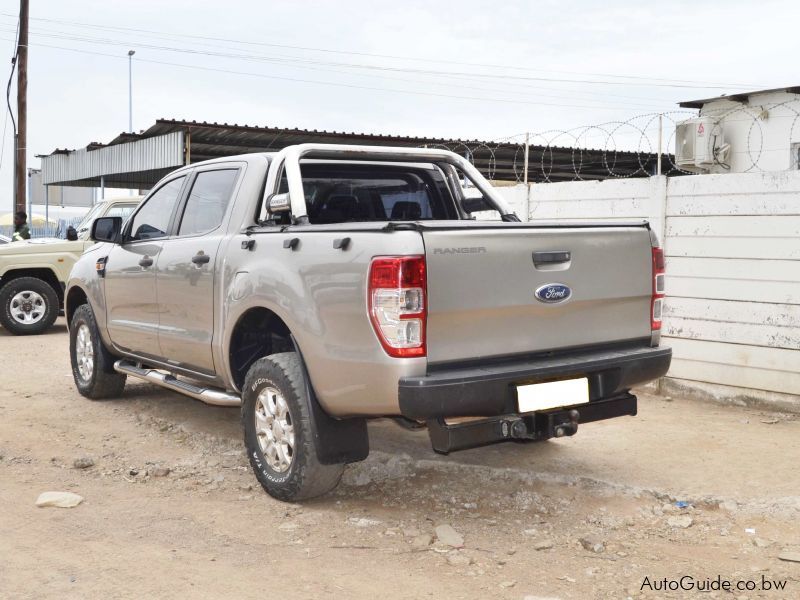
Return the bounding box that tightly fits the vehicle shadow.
[0,319,68,337]
[0,324,68,337]
[116,380,566,485]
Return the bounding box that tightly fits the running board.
[114,360,241,407]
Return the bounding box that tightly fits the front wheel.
[242,353,344,502]
[69,304,126,399]
[0,276,59,335]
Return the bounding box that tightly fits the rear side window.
[283,164,456,224]
[106,203,137,219]
[130,176,185,241]
[178,169,238,236]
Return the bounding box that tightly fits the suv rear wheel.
[242,353,344,501]
[0,276,59,335]
[69,304,127,399]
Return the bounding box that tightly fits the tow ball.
[553,409,580,438]
[503,408,580,440]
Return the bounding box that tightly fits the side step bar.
[114,360,241,407]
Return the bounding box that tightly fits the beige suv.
[0,197,140,335]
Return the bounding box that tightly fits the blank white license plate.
[516,377,589,413]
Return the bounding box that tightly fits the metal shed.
[39,119,670,189]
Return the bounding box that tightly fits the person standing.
[12,211,31,241]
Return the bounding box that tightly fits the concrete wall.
[495,171,800,409]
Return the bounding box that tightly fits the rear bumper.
[398,343,672,420]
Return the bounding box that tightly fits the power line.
[0,18,684,105]
[0,12,762,89]
[0,27,671,111]
[12,29,675,109]
[0,16,757,92]
[0,36,676,112]
[1,15,18,173]
[7,25,677,90]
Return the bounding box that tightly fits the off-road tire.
[0,276,59,335]
[69,303,127,399]
[242,353,344,502]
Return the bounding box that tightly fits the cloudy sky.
[0,0,797,208]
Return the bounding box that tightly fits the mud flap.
[291,336,369,465]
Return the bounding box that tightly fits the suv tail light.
[651,247,665,330]
[368,256,426,358]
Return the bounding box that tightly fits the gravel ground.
[1,319,799,599]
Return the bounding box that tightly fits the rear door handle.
[138,256,153,268]
[191,252,211,265]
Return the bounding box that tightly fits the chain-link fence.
[0,216,84,241]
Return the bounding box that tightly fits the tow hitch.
[426,393,637,454]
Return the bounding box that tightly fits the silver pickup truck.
[65,144,671,501]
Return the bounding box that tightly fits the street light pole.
[128,50,135,133]
[127,50,136,196]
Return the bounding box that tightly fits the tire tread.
[70,304,126,400]
[0,276,59,335]
[243,353,343,501]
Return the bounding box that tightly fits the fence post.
[523,133,529,185]
[657,113,663,176]
[26,168,32,229]
[523,133,531,220]
[655,175,667,247]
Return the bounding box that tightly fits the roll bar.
[262,143,516,223]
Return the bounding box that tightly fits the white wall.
[495,171,800,409]
[28,170,95,208]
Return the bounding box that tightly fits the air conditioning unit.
[675,117,728,172]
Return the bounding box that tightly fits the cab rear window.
[280,164,456,224]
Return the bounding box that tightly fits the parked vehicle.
[66,145,671,501]
[0,234,10,244]
[0,197,141,335]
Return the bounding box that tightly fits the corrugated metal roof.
[39,119,671,186]
[679,85,800,109]
[40,132,185,187]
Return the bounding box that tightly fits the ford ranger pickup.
[65,144,671,501]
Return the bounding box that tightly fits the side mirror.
[461,195,493,214]
[65,225,78,241]
[266,192,291,214]
[91,216,123,243]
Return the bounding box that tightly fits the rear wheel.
[0,276,59,335]
[69,304,126,399]
[242,353,344,501]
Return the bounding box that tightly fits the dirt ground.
[2,319,800,599]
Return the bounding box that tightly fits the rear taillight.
[368,256,426,358]
[651,247,665,330]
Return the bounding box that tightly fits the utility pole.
[14,0,28,214]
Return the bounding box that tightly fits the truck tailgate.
[422,224,653,365]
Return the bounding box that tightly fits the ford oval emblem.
[535,283,572,304]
